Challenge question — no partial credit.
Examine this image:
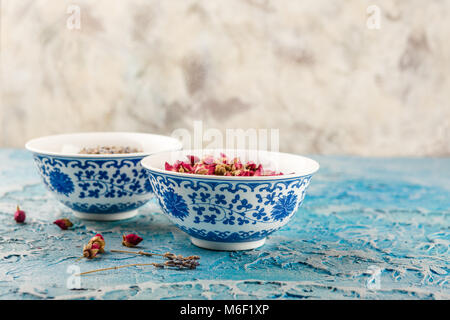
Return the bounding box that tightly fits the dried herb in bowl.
[165,153,283,176]
[78,146,143,154]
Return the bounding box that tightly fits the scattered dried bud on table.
[89,234,105,253]
[14,205,26,223]
[77,249,202,275]
[184,255,201,260]
[182,259,200,269]
[83,242,100,259]
[122,234,143,247]
[163,258,199,270]
[163,252,177,260]
[53,218,73,230]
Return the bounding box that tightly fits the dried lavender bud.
[164,260,178,267]
[184,255,200,260]
[161,257,200,270]
[14,205,26,223]
[182,260,199,269]
[163,252,177,260]
[78,146,143,154]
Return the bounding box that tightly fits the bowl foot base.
[73,209,138,221]
[190,237,266,251]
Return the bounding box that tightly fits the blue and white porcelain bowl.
[26,132,182,221]
[141,149,319,250]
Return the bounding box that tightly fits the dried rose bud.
[122,234,143,247]
[214,164,227,175]
[254,164,263,176]
[14,205,26,223]
[194,163,215,175]
[83,242,100,259]
[186,155,200,166]
[165,154,283,176]
[245,162,257,171]
[165,162,174,171]
[202,155,215,165]
[179,162,193,173]
[53,218,73,230]
[88,234,105,253]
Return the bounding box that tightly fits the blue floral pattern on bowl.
[147,171,312,245]
[32,155,153,214]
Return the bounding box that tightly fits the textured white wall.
[1,0,449,156]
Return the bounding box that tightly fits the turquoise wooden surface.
[0,149,448,299]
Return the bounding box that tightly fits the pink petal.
[186,155,200,166]
[165,162,174,171]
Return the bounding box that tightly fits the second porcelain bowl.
[141,149,319,250]
[26,132,182,221]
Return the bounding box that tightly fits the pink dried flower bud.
[214,164,227,175]
[14,205,26,223]
[180,162,193,173]
[173,160,183,171]
[88,234,105,253]
[202,155,215,165]
[91,243,100,249]
[194,164,209,175]
[165,153,283,176]
[232,158,243,170]
[94,233,104,240]
[54,218,73,230]
[122,234,143,247]
[218,152,230,163]
[83,242,100,259]
[186,155,200,166]
[245,162,257,171]
[254,164,263,176]
[195,164,215,175]
[165,162,174,171]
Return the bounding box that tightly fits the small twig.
[75,263,160,276]
[75,249,201,276]
[76,259,199,276]
[110,249,159,257]
[110,249,200,261]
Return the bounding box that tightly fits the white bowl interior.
[141,149,319,178]
[25,132,182,157]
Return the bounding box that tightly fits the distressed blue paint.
[0,149,448,299]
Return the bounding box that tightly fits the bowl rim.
[25,132,183,158]
[141,149,320,180]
